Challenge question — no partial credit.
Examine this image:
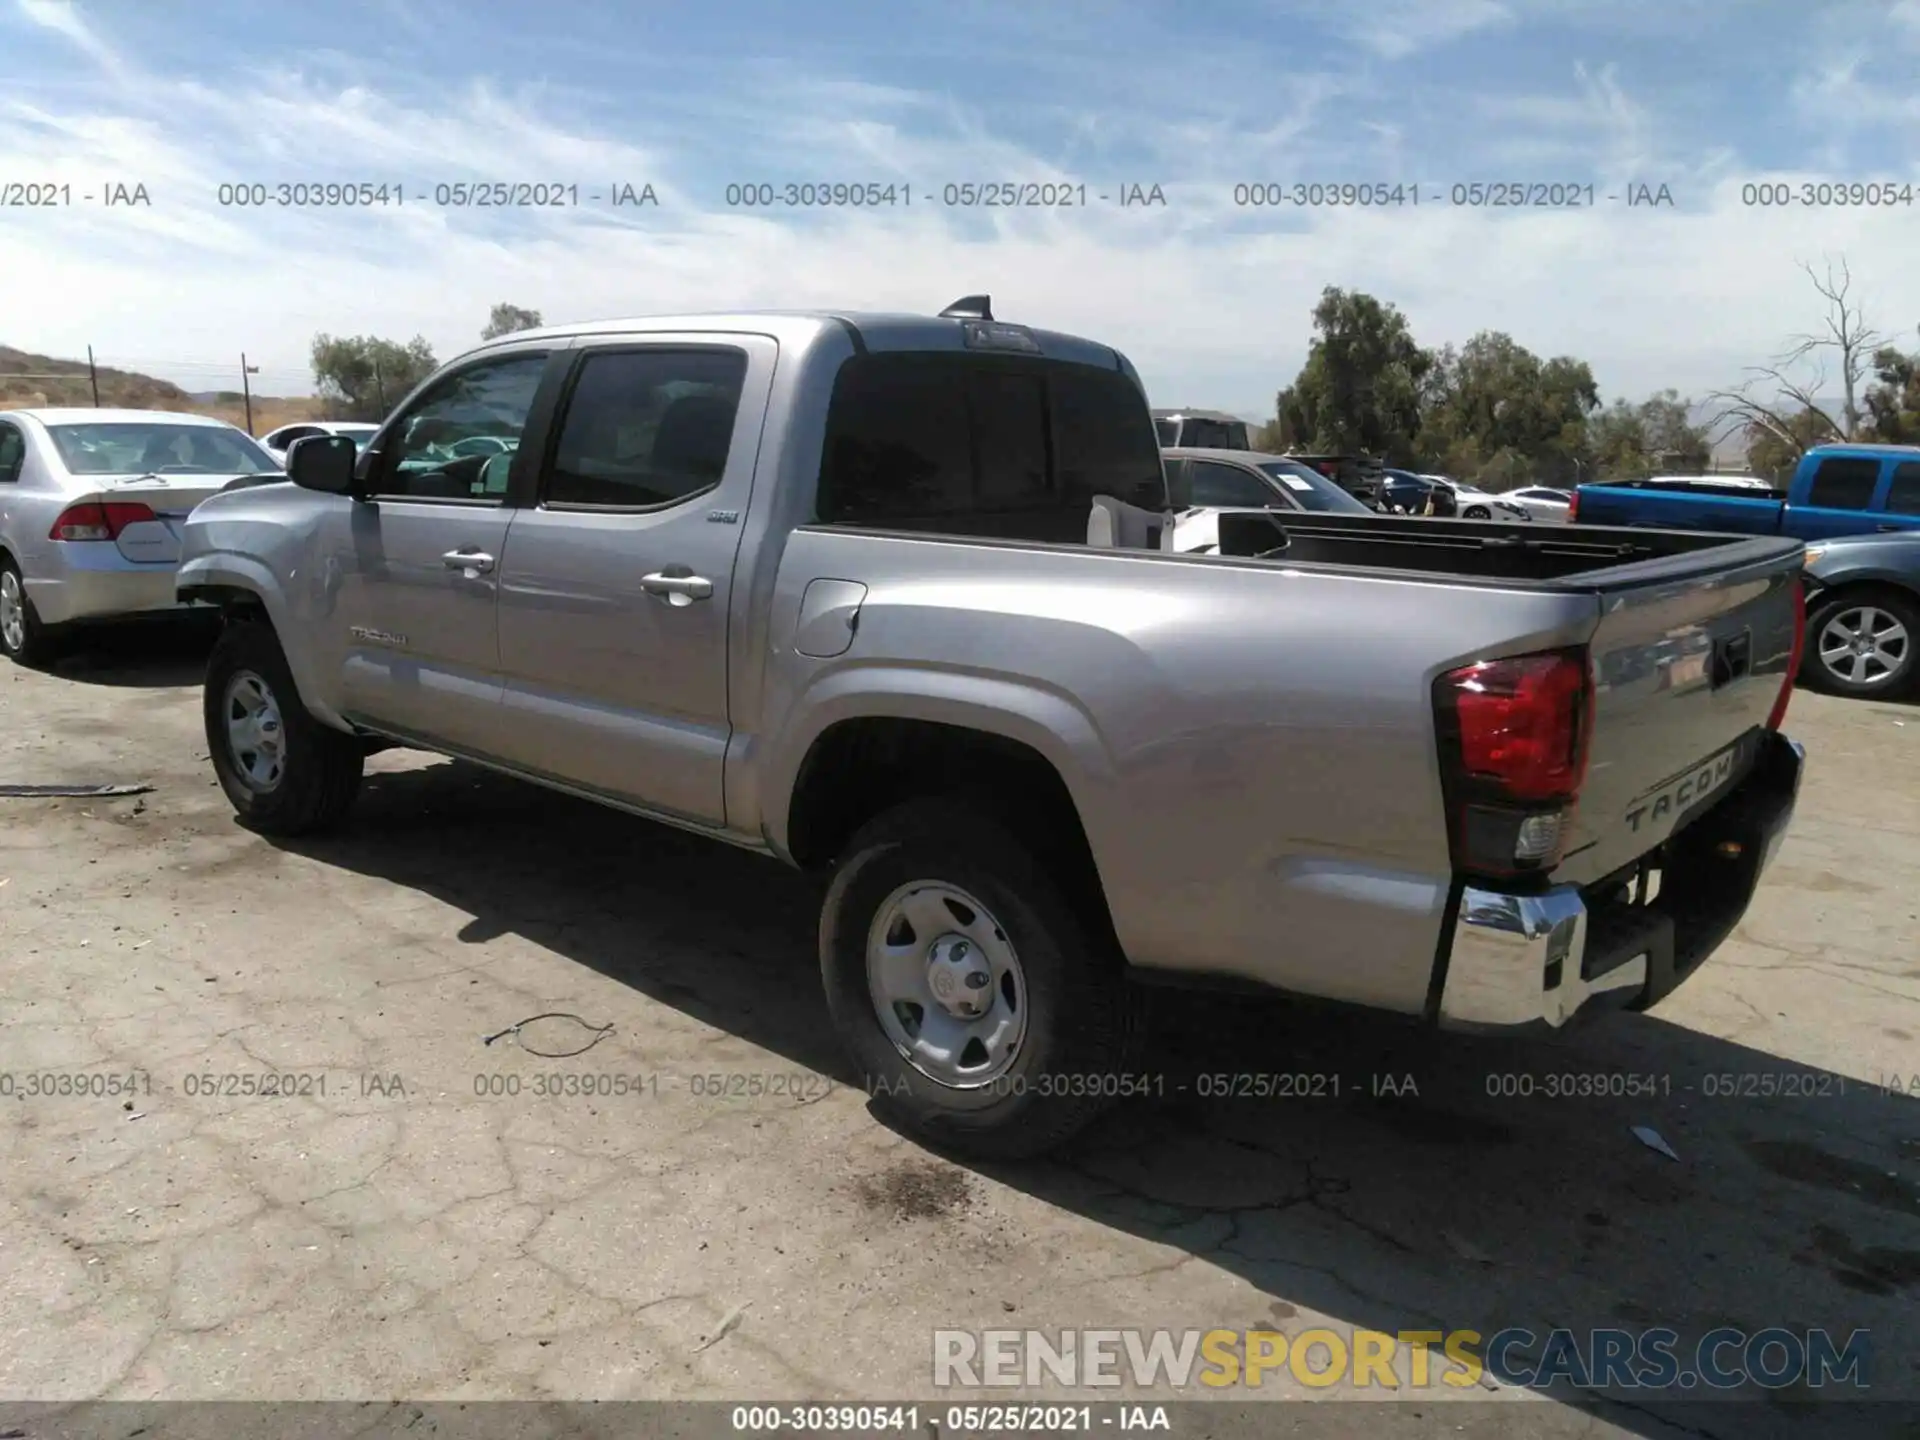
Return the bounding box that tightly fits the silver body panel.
[176,311,1804,1020]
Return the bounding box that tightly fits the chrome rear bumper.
[1438,734,1804,1031]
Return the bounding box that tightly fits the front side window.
[376,352,550,500]
[46,422,278,476]
[1882,462,1920,516]
[544,349,749,508]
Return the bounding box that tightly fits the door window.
[543,349,749,509]
[372,352,550,501]
[1804,457,1881,510]
[815,354,1163,541]
[1188,461,1277,508]
[1884,462,1920,516]
[0,423,22,482]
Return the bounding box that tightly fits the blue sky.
[2,0,1918,422]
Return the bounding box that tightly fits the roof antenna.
[939,295,993,321]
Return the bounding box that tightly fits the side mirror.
[286,434,359,495]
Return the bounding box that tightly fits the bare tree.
[1706,255,1885,460]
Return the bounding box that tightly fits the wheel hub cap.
[1819,606,1909,687]
[223,671,287,791]
[866,881,1028,1089]
[926,935,994,1018]
[0,573,23,651]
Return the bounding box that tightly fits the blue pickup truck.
[1570,443,1920,539]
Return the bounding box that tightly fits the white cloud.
[1317,0,1514,59]
[3,1,1919,424]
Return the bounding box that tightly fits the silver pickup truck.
[176,298,1809,1159]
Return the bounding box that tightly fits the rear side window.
[1885,462,1920,516]
[1189,461,1274,508]
[1804,457,1881,510]
[545,348,748,509]
[0,423,23,482]
[816,354,1164,541]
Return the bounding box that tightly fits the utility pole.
[241,354,260,434]
[86,346,100,406]
[373,360,386,417]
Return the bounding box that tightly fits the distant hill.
[0,346,321,434]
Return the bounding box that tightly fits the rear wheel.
[205,620,364,834]
[0,556,61,667]
[1461,504,1492,520]
[1804,588,1919,699]
[819,799,1142,1160]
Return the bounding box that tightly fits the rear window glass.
[816,354,1164,541]
[1177,418,1251,450]
[1804,457,1880,510]
[48,422,279,475]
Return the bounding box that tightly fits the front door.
[491,336,777,825]
[329,347,555,753]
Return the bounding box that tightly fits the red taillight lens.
[1443,650,1594,802]
[1766,576,1806,732]
[48,501,158,542]
[1566,490,1580,522]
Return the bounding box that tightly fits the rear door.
[490,335,776,825]
[328,346,557,753]
[1787,454,1886,539]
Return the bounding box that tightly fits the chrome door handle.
[641,571,714,604]
[443,549,495,574]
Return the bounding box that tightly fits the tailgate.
[1557,541,1804,884]
[100,479,236,564]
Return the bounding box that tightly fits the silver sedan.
[0,408,283,665]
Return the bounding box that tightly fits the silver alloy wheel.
[222,669,287,791]
[0,569,25,653]
[1817,605,1910,688]
[866,880,1029,1089]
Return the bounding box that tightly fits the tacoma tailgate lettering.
[1626,745,1737,833]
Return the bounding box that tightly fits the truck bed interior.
[1210,510,1781,584]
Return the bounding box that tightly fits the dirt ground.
[1,621,1915,1439]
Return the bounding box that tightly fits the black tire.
[204,619,364,834]
[1461,504,1492,520]
[0,554,63,668]
[1802,586,1920,699]
[820,798,1144,1160]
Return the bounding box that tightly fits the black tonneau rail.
[1211,510,1806,592]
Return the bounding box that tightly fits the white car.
[0,408,281,664]
[259,421,380,465]
[1420,474,1534,522]
[1502,486,1574,522]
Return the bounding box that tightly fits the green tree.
[310,334,438,421]
[1588,390,1712,479]
[1272,288,1434,463]
[1744,408,1837,483]
[1863,336,1920,444]
[482,303,543,341]
[1418,333,1600,487]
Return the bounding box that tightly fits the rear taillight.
[1565,490,1580,522]
[1434,648,1594,878]
[1766,576,1806,732]
[48,502,157,542]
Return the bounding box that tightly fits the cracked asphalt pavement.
[2,622,1917,1439]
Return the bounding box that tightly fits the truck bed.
[1212,509,1802,586]
[1569,483,1788,535]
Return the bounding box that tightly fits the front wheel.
[819,799,1142,1160]
[204,620,365,834]
[1461,504,1492,520]
[1803,588,1919,699]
